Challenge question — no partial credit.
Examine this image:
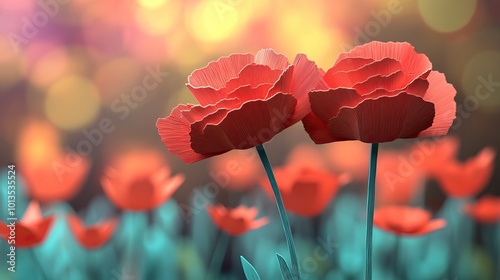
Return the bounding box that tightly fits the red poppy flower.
[373,205,446,236]
[19,152,90,204]
[376,150,424,205]
[302,41,456,144]
[67,214,118,249]
[463,196,500,224]
[207,204,268,236]
[260,167,349,217]
[435,147,495,198]
[101,149,185,211]
[0,202,54,248]
[326,141,370,181]
[157,49,322,164]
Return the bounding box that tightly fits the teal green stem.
[209,231,230,279]
[256,145,299,279]
[30,249,49,280]
[364,143,379,280]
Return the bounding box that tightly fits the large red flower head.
[260,167,349,217]
[101,149,185,211]
[0,202,55,248]
[373,205,446,236]
[157,49,322,164]
[303,41,456,144]
[463,196,500,224]
[67,214,118,249]
[435,147,495,198]
[207,204,268,236]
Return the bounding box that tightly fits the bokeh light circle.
[45,76,101,130]
[418,0,477,33]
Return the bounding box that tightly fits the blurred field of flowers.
[1,0,500,279]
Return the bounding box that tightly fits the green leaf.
[276,253,295,280]
[240,256,260,280]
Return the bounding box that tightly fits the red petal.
[254,49,290,70]
[412,219,446,235]
[329,57,375,74]
[417,71,457,137]
[336,41,432,77]
[157,105,210,164]
[224,64,281,96]
[324,58,402,88]
[327,93,435,143]
[188,53,254,89]
[308,88,361,121]
[187,53,254,105]
[195,93,297,151]
[301,112,338,144]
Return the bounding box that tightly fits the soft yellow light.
[461,51,500,112]
[188,0,247,43]
[418,0,476,33]
[45,76,101,130]
[137,0,167,9]
[16,120,60,165]
[273,4,343,69]
[135,3,179,35]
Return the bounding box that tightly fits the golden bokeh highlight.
[187,0,249,43]
[272,4,343,69]
[45,76,101,130]
[461,51,500,111]
[135,1,180,35]
[16,120,60,165]
[137,0,168,9]
[418,0,476,33]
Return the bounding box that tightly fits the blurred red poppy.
[67,214,118,249]
[326,141,370,181]
[207,204,268,236]
[373,205,446,236]
[303,41,456,144]
[435,147,495,198]
[260,167,349,217]
[157,48,322,164]
[0,202,54,248]
[19,152,90,204]
[463,196,500,224]
[414,136,459,177]
[376,150,424,205]
[101,149,185,211]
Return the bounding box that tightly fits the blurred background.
[0,0,500,279]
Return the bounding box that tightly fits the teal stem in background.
[30,249,49,280]
[256,145,300,280]
[208,231,230,279]
[394,235,402,279]
[364,143,379,280]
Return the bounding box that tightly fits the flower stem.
[30,249,49,280]
[256,145,299,279]
[364,143,379,280]
[209,231,230,279]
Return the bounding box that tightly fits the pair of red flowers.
[157,41,456,164]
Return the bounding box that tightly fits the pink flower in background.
[67,214,118,249]
[157,49,322,164]
[374,205,446,236]
[464,195,500,224]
